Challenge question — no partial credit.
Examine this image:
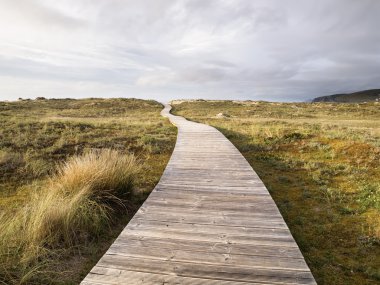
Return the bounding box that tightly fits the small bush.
[0,149,140,283]
[283,132,307,141]
[357,182,380,211]
[0,151,24,174]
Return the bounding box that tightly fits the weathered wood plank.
[81,104,316,284]
[85,267,268,285]
[96,255,316,284]
[112,236,305,259]
[106,245,309,271]
[126,220,293,239]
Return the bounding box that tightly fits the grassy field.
[172,100,380,285]
[0,98,176,284]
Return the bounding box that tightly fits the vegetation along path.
[81,104,316,284]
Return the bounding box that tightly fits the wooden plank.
[126,220,293,239]
[81,104,316,284]
[138,203,282,216]
[106,245,309,271]
[85,267,267,285]
[119,229,299,248]
[112,236,304,259]
[132,213,289,229]
[97,255,316,284]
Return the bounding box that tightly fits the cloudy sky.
[0,0,379,102]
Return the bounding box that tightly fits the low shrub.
[0,149,139,284]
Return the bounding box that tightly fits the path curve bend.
[81,104,316,285]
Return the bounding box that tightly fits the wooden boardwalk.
[81,105,316,285]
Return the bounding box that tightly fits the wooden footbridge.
[81,105,316,285]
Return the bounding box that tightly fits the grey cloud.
[0,0,379,101]
[0,55,139,85]
[204,60,236,69]
[0,0,85,30]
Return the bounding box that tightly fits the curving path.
[81,105,316,285]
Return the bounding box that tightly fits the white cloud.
[0,0,379,101]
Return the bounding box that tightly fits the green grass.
[172,100,380,285]
[0,98,176,284]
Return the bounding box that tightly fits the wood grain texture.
[81,105,316,285]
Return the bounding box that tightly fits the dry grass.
[0,149,139,284]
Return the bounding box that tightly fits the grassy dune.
[0,98,176,284]
[173,100,380,285]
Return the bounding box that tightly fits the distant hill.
[312,89,380,103]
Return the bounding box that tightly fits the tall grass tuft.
[0,149,139,284]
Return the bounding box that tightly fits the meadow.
[172,100,380,285]
[0,98,176,284]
